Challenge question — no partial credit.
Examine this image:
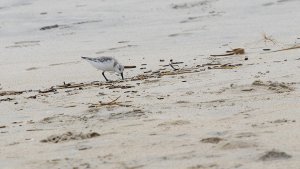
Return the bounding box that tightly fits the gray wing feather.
[82,56,118,64]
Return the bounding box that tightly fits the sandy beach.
[0,0,300,168]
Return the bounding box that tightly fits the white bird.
[81,56,124,81]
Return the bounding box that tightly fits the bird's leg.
[120,72,124,80]
[102,71,109,81]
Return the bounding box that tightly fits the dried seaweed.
[131,74,155,81]
[40,81,109,94]
[56,81,105,89]
[88,96,122,108]
[1,65,206,99]
[252,80,294,93]
[40,131,100,143]
[199,63,222,67]
[208,63,242,69]
[106,85,135,89]
[39,87,57,93]
[109,109,147,119]
[211,48,245,57]
[0,97,14,102]
[0,91,25,96]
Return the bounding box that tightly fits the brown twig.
[169,59,181,70]
[211,48,245,57]
[169,63,179,71]
[210,53,234,57]
[264,45,300,53]
[100,96,121,105]
[89,96,122,108]
[124,65,136,69]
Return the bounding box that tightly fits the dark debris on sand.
[259,150,292,161]
[40,132,100,143]
[201,137,223,144]
[40,24,59,30]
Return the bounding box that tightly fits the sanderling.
[81,56,124,81]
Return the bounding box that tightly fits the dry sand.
[0,0,300,168]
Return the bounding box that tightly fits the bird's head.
[115,64,124,73]
[114,64,124,80]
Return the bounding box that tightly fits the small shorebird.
[81,56,124,81]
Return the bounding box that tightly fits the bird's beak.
[121,72,124,80]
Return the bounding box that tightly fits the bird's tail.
[81,56,92,61]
